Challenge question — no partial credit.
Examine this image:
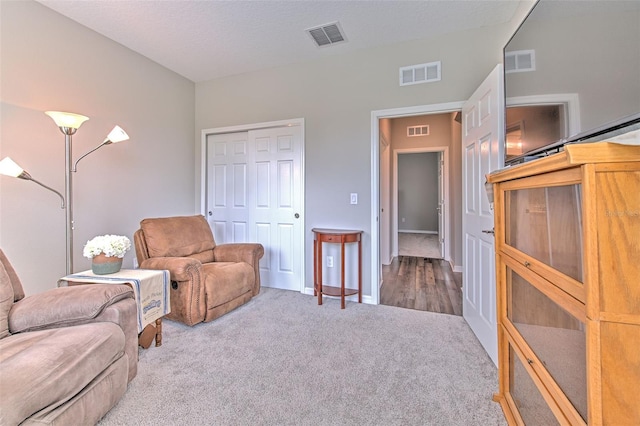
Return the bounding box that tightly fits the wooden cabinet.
[488,142,640,425]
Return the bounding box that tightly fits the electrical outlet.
[327,256,334,267]
[350,193,358,205]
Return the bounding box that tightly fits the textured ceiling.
[38,0,524,83]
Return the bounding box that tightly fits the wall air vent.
[505,50,536,73]
[400,61,441,86]
[407,125,430,137]
[306,22,346,47]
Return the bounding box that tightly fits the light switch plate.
[350,193,358,204]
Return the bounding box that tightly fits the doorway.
[394,149,446,260]
[372,103,463,311]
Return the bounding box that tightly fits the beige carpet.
[99,288,505,426]
[399,233,441,258]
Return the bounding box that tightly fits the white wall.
[0,1,195,295]
[195,22,522,298]
[0,0,536,297]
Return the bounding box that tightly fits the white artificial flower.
[83,235,131,259]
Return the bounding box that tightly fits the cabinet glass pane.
[507,268,587,422]
[505,184,583,281]
[509,345,560,425]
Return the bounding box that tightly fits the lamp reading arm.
[72,125,129,172]
[72,140,108,172]
[20,172,66,209]
[0,158,65,209]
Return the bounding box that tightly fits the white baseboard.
[398,229,438,234]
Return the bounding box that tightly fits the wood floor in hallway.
[381,256,462,316]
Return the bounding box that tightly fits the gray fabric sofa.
[0,249,138,425]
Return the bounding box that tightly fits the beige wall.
[195,22,522,297]
[0,1,195,295]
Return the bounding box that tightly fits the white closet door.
[250,126,303,291]
[206,124,303,291]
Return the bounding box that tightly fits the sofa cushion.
[202,262,254,309]
[140,215,216,259]
[0,260,14,339]
[0,322,125,426]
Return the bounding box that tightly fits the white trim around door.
[370,102,464,305]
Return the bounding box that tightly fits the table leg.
[313,237,317,297]
[341,238,346,309]
[317,239,323,305]
[358,239,362,303]
[155,318,162,347]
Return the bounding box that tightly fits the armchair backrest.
[135,215,217,264]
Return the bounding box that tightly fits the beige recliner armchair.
[134,215,264,326]
[0,249,138,425]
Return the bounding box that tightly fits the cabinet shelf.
[318,285,359,297]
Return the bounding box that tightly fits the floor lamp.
[0,111,129,275]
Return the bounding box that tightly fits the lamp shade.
[45,111,89,129]
[0,157,24,177]
[106,125,129,143]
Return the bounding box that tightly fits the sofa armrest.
[139,256,201,282]
[8,284,134,334]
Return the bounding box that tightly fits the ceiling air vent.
[505,50,536,73]
[306,22,346,47]
[400,61,441,86]
[407,125,430,137]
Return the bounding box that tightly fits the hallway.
[398,232,441,258]
[380,256,462,316]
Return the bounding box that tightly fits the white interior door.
[462,64,504,366]
[206,124,303,291]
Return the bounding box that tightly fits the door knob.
[208,211,212,216]
[294,213,300,219]
[482,229,495,235]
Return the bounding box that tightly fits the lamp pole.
[63,129,76,275]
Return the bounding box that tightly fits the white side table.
[59,269,170,347]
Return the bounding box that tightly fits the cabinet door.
[501,168,584,302]
[507,342,562,425]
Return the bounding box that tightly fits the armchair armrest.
[139,256,201,282]
[213,243,264,266]
[8,284,133,334]
[139,256,205,326]
[213,243,264,296]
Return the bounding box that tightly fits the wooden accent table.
[312,228,363,309]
